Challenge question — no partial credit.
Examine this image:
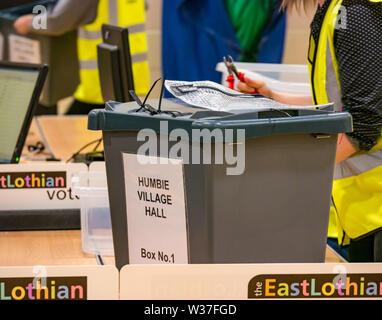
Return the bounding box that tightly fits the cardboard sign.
[0,163,87,210]
[120,263,382,300]
[8,34,41,64]
[122,153,189,265]
[0,265,118,300]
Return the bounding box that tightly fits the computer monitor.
[97,24,135,103]
[0,61,48,164]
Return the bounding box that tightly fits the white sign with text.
[0,265,119,300]
[8,34,41,64]
[123,153,189,265]
[0,163,87,210]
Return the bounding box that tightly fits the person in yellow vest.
[239,0,382,262]
[14,0,150,114]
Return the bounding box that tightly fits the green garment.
[223,0,280,62]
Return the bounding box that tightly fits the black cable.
[331,195,347,248]
[27,141,45,154]
[270,109,293,117]
[96,254,105,266]
[92,138,103,152]
[130,77,193,118]
[135,77,162,113]
[66,138,103,163]
[158,74,167,112]
[143,77,162,106]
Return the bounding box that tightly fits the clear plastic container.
[216,62,311,95]
[72,163,114,256]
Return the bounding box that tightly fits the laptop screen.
[0,66,41,163]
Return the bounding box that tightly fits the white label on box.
[123,153,189,264]
[8,34,41,64]
[0,33,4,60]
[0,163,87,210]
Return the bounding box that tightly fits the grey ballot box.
[0,2,79,106]
[88,99,353,270]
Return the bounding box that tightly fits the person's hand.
[237,76,273,99]
[13,15,34,35]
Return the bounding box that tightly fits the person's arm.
[238,75,357,162]
[239,4,381,164]
[238,76,314,106]
[14,0,99,36]
[271,91,313,106]
[336,134,357,164]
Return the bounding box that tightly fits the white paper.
[123,153,189,264]
[8,34,41,64]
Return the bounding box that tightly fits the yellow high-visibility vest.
[308,0,382,245]
[74,0,150,104]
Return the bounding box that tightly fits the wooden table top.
[1,115,107,267]
[22,115,103,163]
[0,230,100,266]
[0,229,342,267]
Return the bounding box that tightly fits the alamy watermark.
[136,121,246,176]
[28,2,348,31]
[31,5,47,31]
[335,5,347,30]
